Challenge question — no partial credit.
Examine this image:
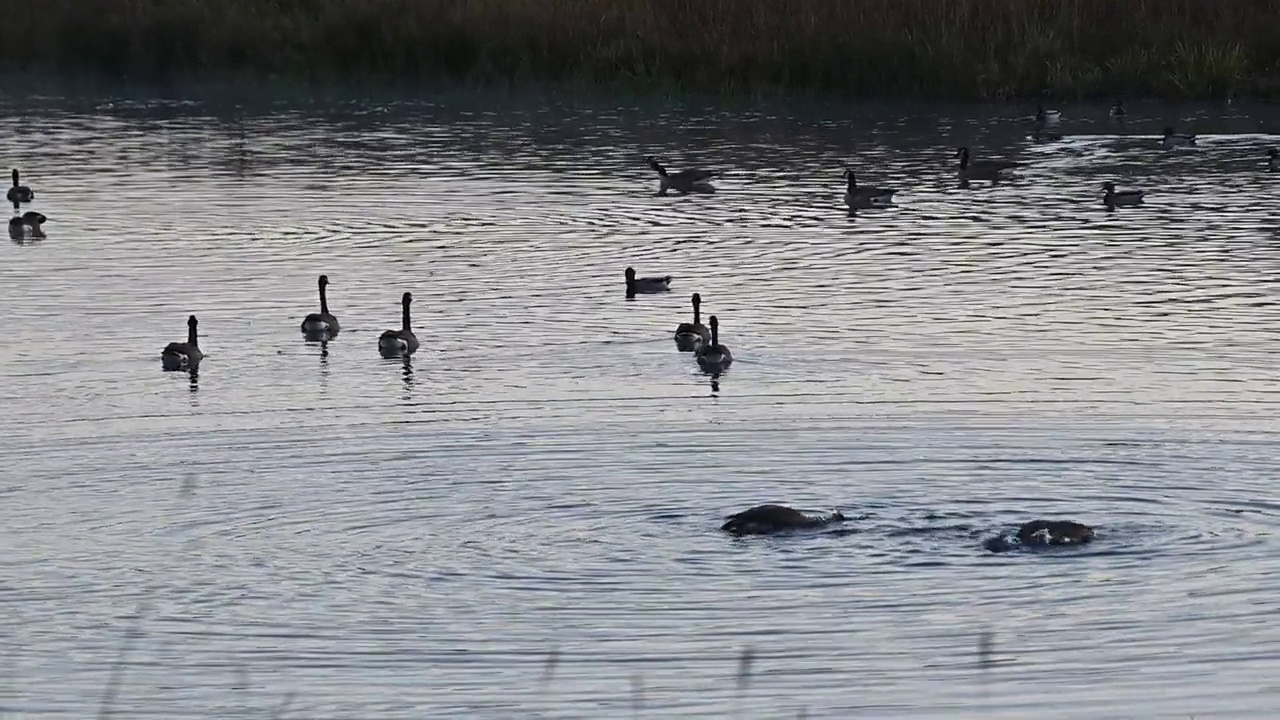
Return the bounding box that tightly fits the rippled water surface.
[2,89,1280,718]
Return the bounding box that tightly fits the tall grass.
[4,0,1277,98]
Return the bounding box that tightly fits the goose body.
[9,211,46,238]
[695,315,733,372]
[842,169,896,208]
[625,266,672,297]
[1102,181,1144,207]
[1162,126,1197,148]
[673,292,711,351]
[721,504,848,536]
[378,291,419,358]
[956,147,1018,181]
[1035,103,1061,125]
[1268,148,1277,172]
[1109,100,1126,119]
[300,274,340,338]
[984,519,1094,552]
[161,315,204,371]
[7,169,32,208]
[645,156,716,196]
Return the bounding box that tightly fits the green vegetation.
[4,0,1278,99]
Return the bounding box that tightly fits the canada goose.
[300,274,340,337]
[1267,148,1277,172]
[625,266,672,297]
[1109,99,1126,119]
[695,315,733,372]
[644,156,716,196]
[983,519,1095,552]
[842,169,896,208]
[378,291,419,358]
[721,504,848,536]
[7,169,32,209]
[673,292,711,351]
[1035,103,1061,125]
[955,147,1018,181]
[161,315,204,371]
[1102,181,1144,207]
[8,211,46,237]
[1162,126,1197,148]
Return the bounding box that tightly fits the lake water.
[1,87,1279,718]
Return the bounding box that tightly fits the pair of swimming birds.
[7,169,45,237]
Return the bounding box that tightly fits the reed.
[3,0,1277,98]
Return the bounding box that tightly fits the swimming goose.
[695,315,733,372]
[721,504,848,536]
[673,292,711,351]
[161,315,204,371]
[1102,181,1144,207]
[842,169,896,208]
[955,147,1018,181]
[7,169,32,208]
[1162,126,1197,148]
[378,291,419,358]
[300,274,340,337]
[1035,103,1061,125]
[1267,148,1277,172]
[1109,99,1126,119]
[625,266,672,297]
[645,156,716,196]
[8,211,46,237]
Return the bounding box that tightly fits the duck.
[1267,148,1277,172]
[695,315,733,372]
[1162,126,1197,148]
[161,315,204,371]
[8,211,46,237]
[1035,102,1061,125]
[645,156,716,196]
[721,504,848,536]
[1109,99,1127,119]
[955,147,1018,182]
[300,274,340,338]
[673,292,711,351]
[842,169,896,208]
[984,519,1095,552]
[378,291,419,358]
[7,169,33,208]
[625,266,672,297]
[1102,181,1145,207]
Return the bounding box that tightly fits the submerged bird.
[673,292,711,352]
[1162,126,1197,148]
[644,156,716,196]
[1102,181,1145,207]
[7,169,32,209]
[300,274,340,338]
[161,315,204,371]
[955,147,1018,182]
[842,169,896,208]
[695,315,733,372]
[1035,103,1061,125]
[1267,148,1277,172]
[721,504,848,536]
[984,519,1095,552]
[8,211,46,238]
[1109,99,1127,119]
[378,291,419,358]
[625,266,672,297]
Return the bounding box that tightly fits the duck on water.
[984,519,1095,553]
[721,504,848,536]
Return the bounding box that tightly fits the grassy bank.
[4,0,1279,100]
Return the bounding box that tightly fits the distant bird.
[1035,103,1061,125]
[1162,126,1197,149]
[7,169,32,209]
[1109,99,1127,119]
[1267,148,1277,172]
[300,274,340,338]
[1102,181,1144,207]
[842,169,896,208]
[625,267,671,298]
[378,291,419,358]
[161,315,204,371]
[695,315,733,372]
[673,292,711,352]
[8,211,46,238]
[955,147,1018,182]
[721,504,848,536]
[645,156,716,196]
